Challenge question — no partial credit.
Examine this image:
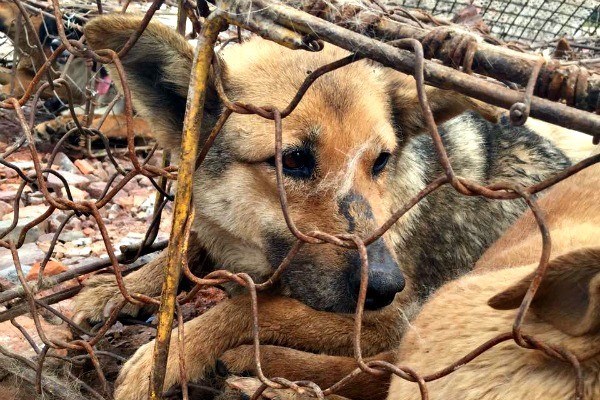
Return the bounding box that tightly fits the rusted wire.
[0,3,176,394]
[510,58,545,126]
[148,12,226,400]
[221,0,600,136]
[0,1,599,400]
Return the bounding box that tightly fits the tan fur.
[72,235,211,323]
[476,153,600,271]
[72,252,167,323]
[113,293,411,400]
[219,157,600,400]
[387,164,600,399]
[82,14,195,149]
[71,15,581,400]
[77,15,501,305]
[34,114,152,139]
[389,251,600,400]
[525,117,596,163]
[74,14,495,323]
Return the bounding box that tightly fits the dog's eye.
[267,148,315,179]
[372,152,391,176]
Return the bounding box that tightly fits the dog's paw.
[114,340,154,400]
[72,274,144,325]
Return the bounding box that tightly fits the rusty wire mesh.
[0,0,599,399]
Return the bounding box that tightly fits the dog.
[71,15,574,400]
[0,1,90,106]
[387,153,600,399]
[218,150,600,400]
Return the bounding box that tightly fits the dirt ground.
[0,101,231,399]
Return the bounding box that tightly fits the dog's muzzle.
[50,38,70,64]
[350,238,405,310]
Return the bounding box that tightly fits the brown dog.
[220,152,600,399]
[388,156,600,399]
[71,15,574,399]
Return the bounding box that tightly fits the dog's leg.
[72,235,212,324]
[114,294,402,400]
[220,345,394,400]
[72,250,168,324]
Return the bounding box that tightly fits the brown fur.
[72,15,506,322]
[71,15,576,400]
[34,114,152,139]
[222,154,600,399]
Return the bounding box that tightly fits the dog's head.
[39,14,82,64]
[0,3,81,64]
[85,16,498,313]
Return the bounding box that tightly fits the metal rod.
[177,0,187,36]
[0,286,80,322]
[219,0,600,136]
[149,12,226,400]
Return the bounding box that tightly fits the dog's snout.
[49,38,70,63]
[50,38,62,51]
[349,238,405,311]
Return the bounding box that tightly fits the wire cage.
[0,0,599,399]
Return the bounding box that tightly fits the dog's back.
[389,151,600,400]
[397,111,571,300]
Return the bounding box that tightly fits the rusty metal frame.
[219,0,600,136]
[149,12,226,399]
[248,0,600,114]
[0,0,599,399]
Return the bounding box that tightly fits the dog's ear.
[390,74,500,137]
[488,248,600,336]
[84,15,221,150]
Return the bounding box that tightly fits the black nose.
[50,38,62,51]
[349,238,405,310]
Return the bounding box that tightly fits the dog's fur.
[387,156,600,400]
[71,16,574,399]
[220,152,600,400]
[33,113,152,141]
